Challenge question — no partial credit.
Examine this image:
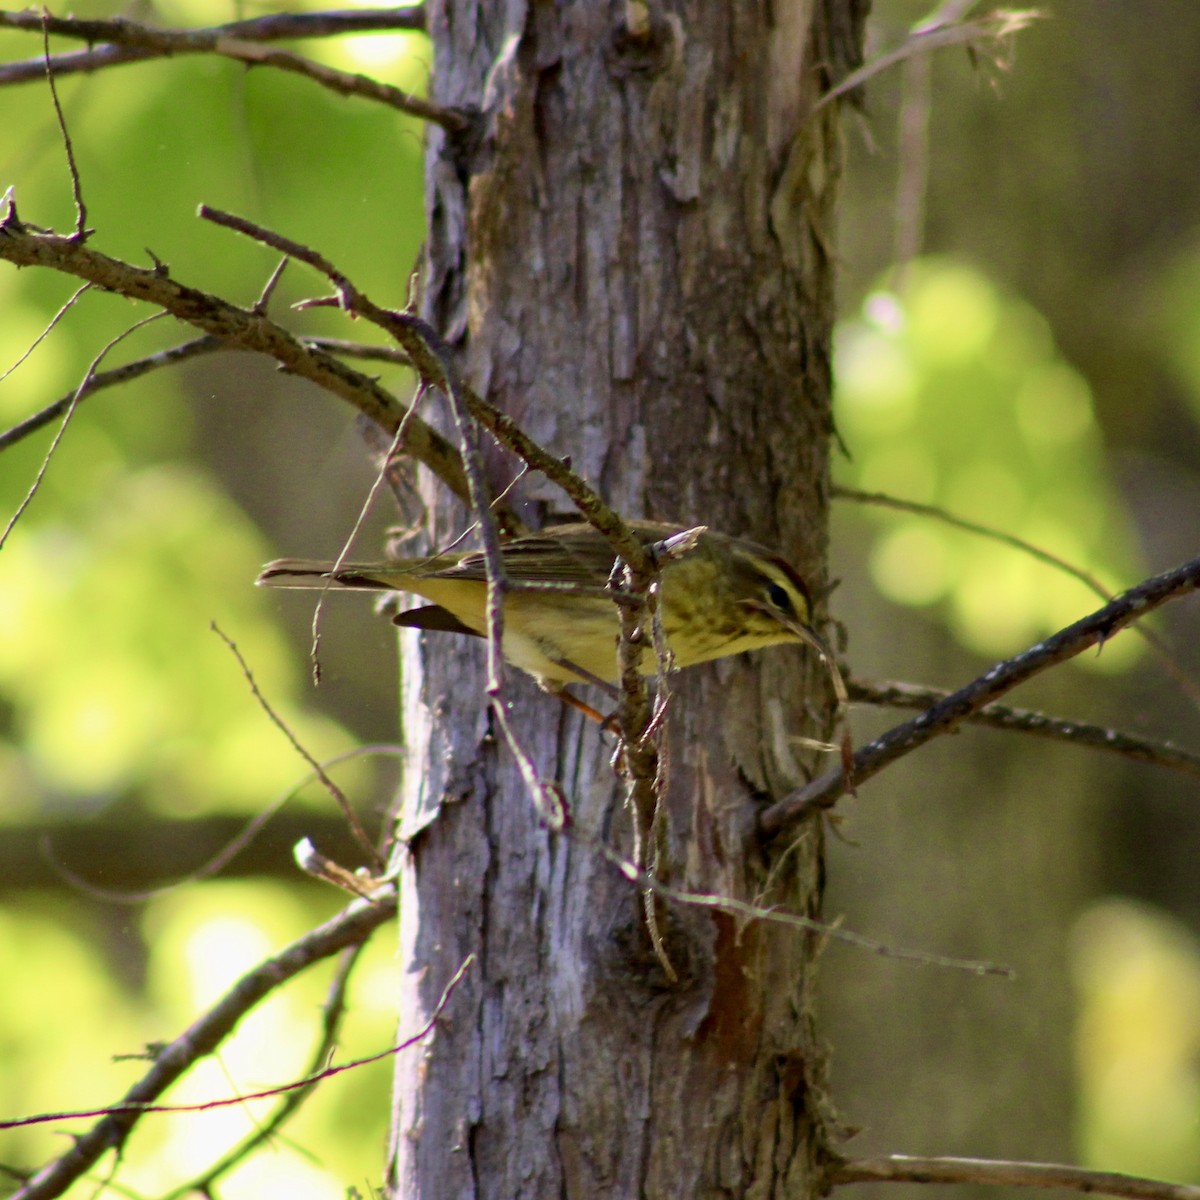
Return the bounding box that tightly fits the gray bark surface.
[388,4,865,1196]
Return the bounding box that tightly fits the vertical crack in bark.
[395,2,850,1194]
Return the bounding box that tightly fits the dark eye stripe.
[766,581,795,616]
[762,555,811,606]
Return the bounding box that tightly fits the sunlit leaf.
[836,259,1142,667]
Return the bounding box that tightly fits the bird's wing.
[421,521,682,586]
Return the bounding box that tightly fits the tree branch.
[835,485,1200,709]
[0,200,472,504]
[162,939,369,1199]
[202,204,658,572]
[761,553,1200,832]
[831,1154,1200,1200]
[13,809,369,896]
[812,8,1042,115]
[0,7,427,47]
[8,891,397,1200]
[0,335,224,451]
[849,677,1200,780]
[0,8,461,131]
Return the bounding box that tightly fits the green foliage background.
[2,2,1200,1198]
[1,4,428,1193]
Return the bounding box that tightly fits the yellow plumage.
[258,520,824,687]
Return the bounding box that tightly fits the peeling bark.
[388,4,865,1197]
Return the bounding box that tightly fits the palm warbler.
[258,520,828,687]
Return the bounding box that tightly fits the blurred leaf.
[835,259,1142,666]
[0,463,362,812]
[1071,899,1200,1182]
[0,0,430,817]
[0,902,145,1167]
[1150,236,1200,428]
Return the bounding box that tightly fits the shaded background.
[827,3,1200,1192]
[1,2,1199,1197]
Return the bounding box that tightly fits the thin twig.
[304,336,413,365]
[39,746,403,904]
[306,385,432,682]
[831,1154,1200,1200]
[40,13,87,237]
[0,335,225,451]
[162,939,372,1199]
[836,485,1200,709]
[2,309,158,551]
[0,206,472,503]
[837,485,1115,603]
[572,822,1012,976]
[211,39,465,129]
[761,552,1200,831]
[6,894,401,1200]
[1,7,426,46]
[0,9,459,129]
[412,317,572,829]
[211,623,383,870]
[0,278,89,386]
[253,255,290,312]
[612,539,677,981]
[198,205,655,571]
[422,328,508,690]
[431,463,532,556]
[849,678,1200,780]
[812,8,1041,114]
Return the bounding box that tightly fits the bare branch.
[836,485,1200,708]
[413,323,508,689]
[0,7,426,46]
[38,14,87,236]
[163,939,371,1199]
[0,335,224,451]
[813,7,1043,114]
[574,823,1013,976]
[210,40,466,129]
[38,746,402,902]
[2,310,161,550]
[836,485,1115,596]
[0,204,471,503]
[0,274,88,385]
[761,553,1200,832]
[850,677,1200,780]
[0,9,457,130]
[304,386,435,681]
[201,204,657,572]
[7,892,398,1200]
[304,336,412,365]
[831,1154,1200,1200]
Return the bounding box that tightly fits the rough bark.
[388,4,865,1197]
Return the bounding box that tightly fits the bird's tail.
[257,559,411,590]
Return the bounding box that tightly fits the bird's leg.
[553,688,612,727]
[539,661,622,731]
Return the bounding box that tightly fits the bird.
[257,520,828,690]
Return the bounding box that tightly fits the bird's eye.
[766,581,795,616]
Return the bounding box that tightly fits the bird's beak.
[785,617,832,662]
[771,609,849,712]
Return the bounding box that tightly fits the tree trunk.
[388,4,865,1196]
